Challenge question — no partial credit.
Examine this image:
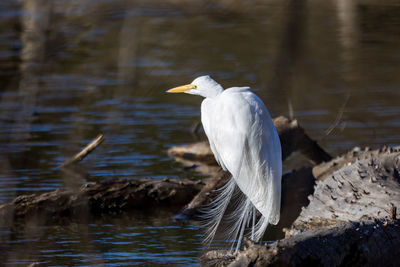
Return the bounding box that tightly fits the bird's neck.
[203,86,223,98]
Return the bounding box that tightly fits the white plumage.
[167,75,282,251]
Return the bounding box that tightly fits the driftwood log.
[201,147,400,266]
[0,178,203,226]
[202,220,400,267]
[290,146,400,235]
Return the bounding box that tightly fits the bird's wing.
[201,99,227,171]
[202,89,282,225]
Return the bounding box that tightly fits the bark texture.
[290,146,400,235]
[201,220,400,267]
[0,178,203,226]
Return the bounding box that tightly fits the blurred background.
[0,0,399,265]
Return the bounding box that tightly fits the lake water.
[0,0,399,265]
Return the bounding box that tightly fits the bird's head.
[167,75,224,98]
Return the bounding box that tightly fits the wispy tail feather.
[200,176,237,245]
[253,215,269,241]
[201,176,270,252]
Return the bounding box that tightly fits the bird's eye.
[192,85,197,89]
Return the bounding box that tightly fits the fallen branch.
[60,134,104,168]
[0,178,204,226]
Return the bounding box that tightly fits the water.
[1,213,202,266]
[0,0,399,265]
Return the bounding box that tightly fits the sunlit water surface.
[0,0,399,265]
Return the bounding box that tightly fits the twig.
[288,97,294,120]
[191,121,202,140]
[390,204,397,221]
[324,93,350,137]
[60,134,104,168]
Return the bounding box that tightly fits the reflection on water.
[0,0,399,265]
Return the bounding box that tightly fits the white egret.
[167,75,282,251]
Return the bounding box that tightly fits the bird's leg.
[251,206,256,240]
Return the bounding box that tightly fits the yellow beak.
[166,84,196,93]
